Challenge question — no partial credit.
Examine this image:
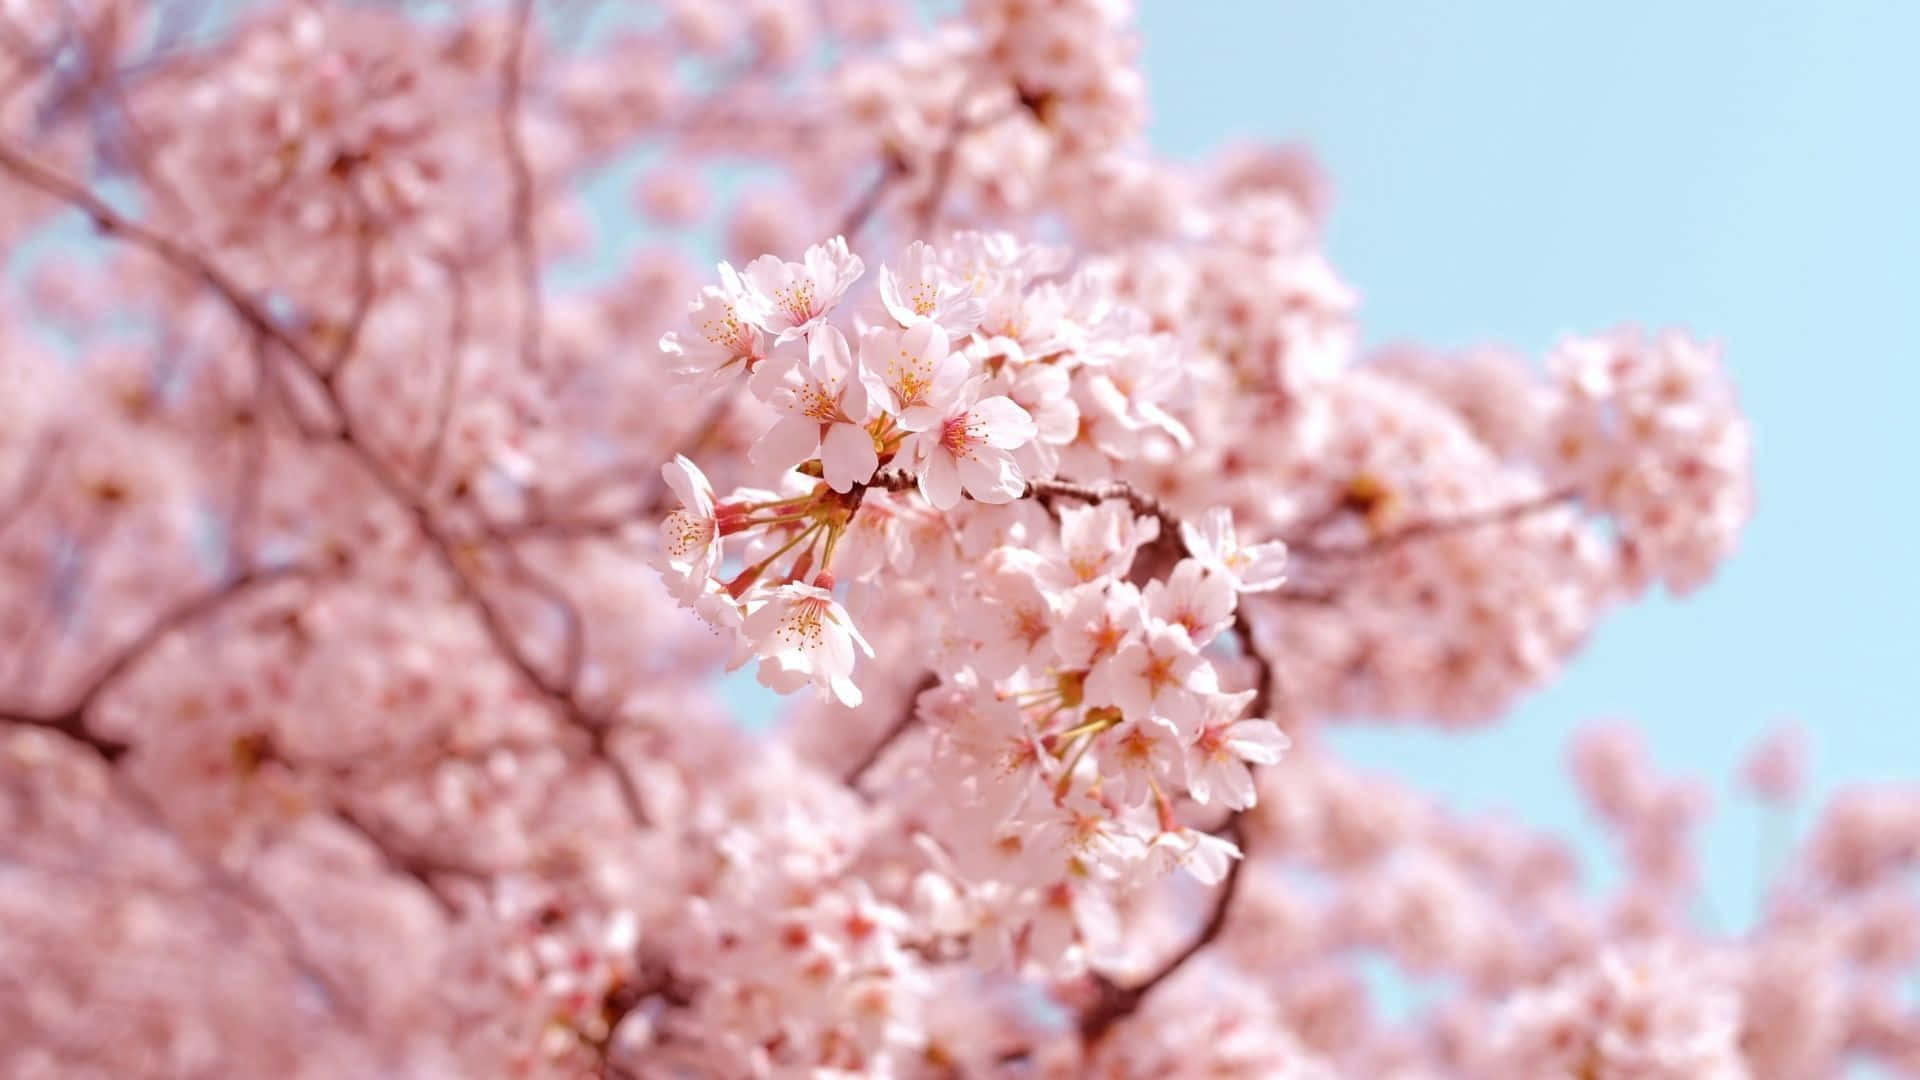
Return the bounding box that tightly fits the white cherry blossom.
[735,236,866,344]
[750,325,878,492]
[900,384,1037,510]
[1180,506,1289,593]
[742,581,874,707]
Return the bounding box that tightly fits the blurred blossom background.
[2,0,1916,1074]
[1125,3,1920,934]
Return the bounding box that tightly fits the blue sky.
[1134,2,1919,926]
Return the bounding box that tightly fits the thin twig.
[0,140,323,368]
[420,255,471,487]
[327,798,479,915]
[499,0,542,373]
[0,140,649,828]
[491,541,588,695]
[836,151,905,244]
[0,565,310,763]
[341,437,649,825]
[1078,817,1247,1043]
[843,671,939,789]
[911,86,1004,239]
[322,188,381,385]
[227,331,273,572]
[1290,488,1578,560]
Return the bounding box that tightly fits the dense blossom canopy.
[0,1,1912,1078]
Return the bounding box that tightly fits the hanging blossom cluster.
[653,233,1294,960]
[0,1,1913,1078]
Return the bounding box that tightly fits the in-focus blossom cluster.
[655,232,1194,708]
[652,230,1296,974]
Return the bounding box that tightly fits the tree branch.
[835,151,906,245]
[327,798,482,916]
[321,184,382,385]
[0,565,311,763]
[420,254,471,487]
[1289,487,1578,560]
[1078,817,1247,1044]
[843,671,939,789]
[0,140,650,828]
[864,469,1278,1042]
[0,138,337,398]
[499,0,543,373]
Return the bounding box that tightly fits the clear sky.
[1134,2,1920,927]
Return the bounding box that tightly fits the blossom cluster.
[892,498,1290,973]
[654,233,1193,708]
[650,232,1300,975]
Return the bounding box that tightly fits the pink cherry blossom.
[1180,504,1290,593]
[1144,825,1243,885]
[1098,714,1185,805]
[1144,557,1237,646]
[749,325,878,492]
[658,284,768,387]
[654,455,721,594]
[1085,619,1212,732]
[1185,690,1291,809]
[742,581,874,706]
[879,239,985,336]
[1047,500,1160,588]
[857,320,968,428]
[900,386,1037,509]
[734,236,865,344]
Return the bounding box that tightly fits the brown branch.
[985,475,1270,1038]
[843,671,939,789]
[420,255,471,487]
[0,591,442,1014]
[836,151,906,244]
[322,190,381,385]
[1232,608,1274,721]
[491,541,588,695]
[0,139,337,392]
[341,439,650,826]
[1078,817,1247,1044]
[500,393,742,542]
[225,331,275,571]
[1021,476,1180,537]
[0,140,649,828]
[0,565,311,763]
[114,773,372,1031]
[866,469,1279,1043]
[1290,487,1578,560]
[499,0,543,373]
[0,706,130,762]
[327,798,479,916]
[910,89,1020,239]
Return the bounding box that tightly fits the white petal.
[902,321,949,367]
[968,396,1038,449]
[957,449,1025,504]
[807,324,853,382]
[820,422,878,493]
[751,415,821,472]
[918,452,962,510]
[1236,540,1290,592]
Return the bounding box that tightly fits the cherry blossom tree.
[0,2,1913,1078]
